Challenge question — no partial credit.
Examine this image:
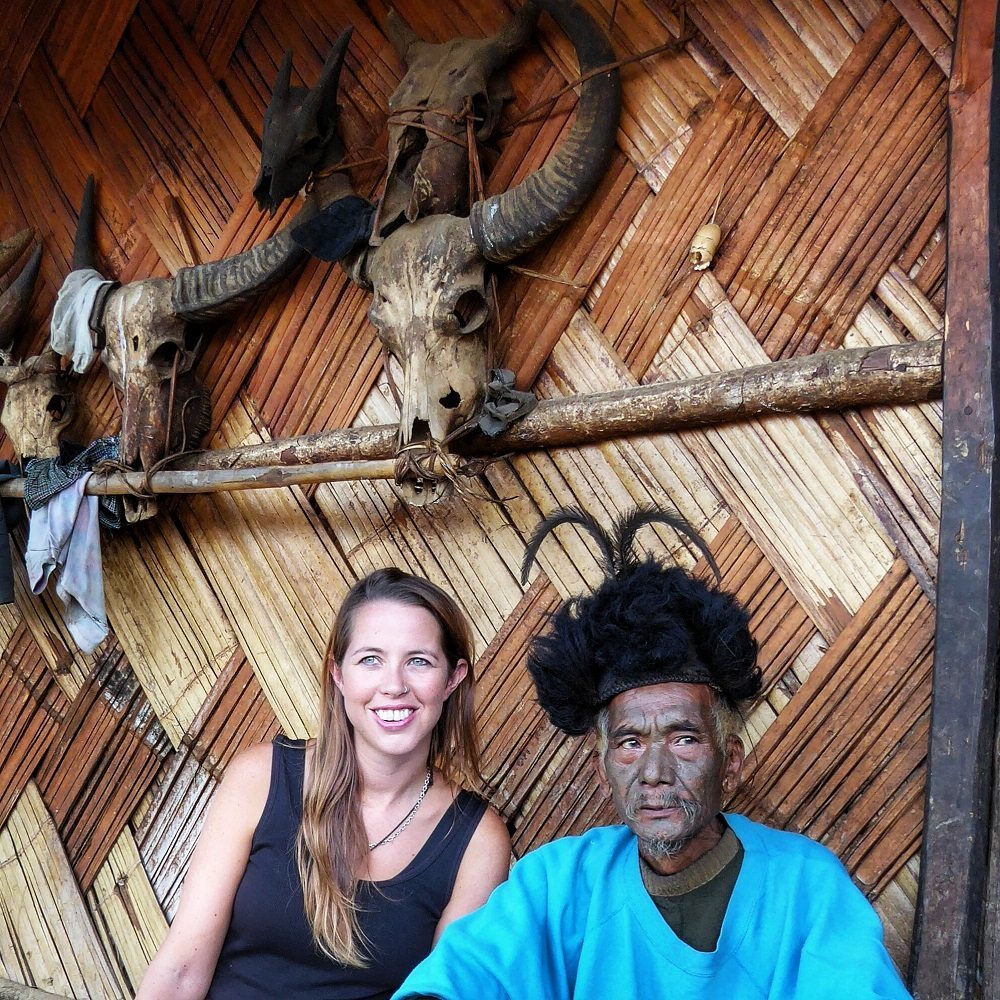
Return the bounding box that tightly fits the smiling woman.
[135,569,511,1000]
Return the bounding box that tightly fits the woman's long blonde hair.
[296,568,481,966]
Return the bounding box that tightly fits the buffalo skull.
[342,0,620,503]
[374,2,539,234]
[0,231,72,461]
[56,30,355,514]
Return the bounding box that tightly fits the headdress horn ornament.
[521,505,762,735]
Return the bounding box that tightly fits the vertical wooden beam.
[912,1,1000,997]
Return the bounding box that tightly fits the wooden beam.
[0,460,398,499]
[168,339,942,474]
[911,1,1000,996]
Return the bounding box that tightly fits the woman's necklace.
[367,767,433,851]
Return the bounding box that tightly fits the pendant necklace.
[368,767,433,851]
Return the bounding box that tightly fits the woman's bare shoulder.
[215,741,275,819]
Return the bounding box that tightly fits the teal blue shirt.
[393,814,911,999]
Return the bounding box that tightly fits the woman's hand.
[134,742,272,1000]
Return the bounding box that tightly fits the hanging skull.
[55,28,357,513]
[0,233,71,461]
[375,2,539,234]
[0,349,74,461]
[336,0,620,504]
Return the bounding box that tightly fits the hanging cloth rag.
[25,472,108,654]
[23,437,125,531]
[50,268,116,373]
[477,368,537,437]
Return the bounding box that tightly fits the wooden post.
[911,1,1000,996]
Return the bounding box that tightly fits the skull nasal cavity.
[47,395,66,419]
[439,388,461,409]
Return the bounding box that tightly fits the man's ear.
[721,735,746,796]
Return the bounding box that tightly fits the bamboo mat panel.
[648,273,894,637]
[0,782,126,998]
[0,623,66,831]
[0,0,951,989]
[178,401,354,736]
[690,0,880,136]
[88,828,169,998]
[34,648,169,891]
[731,559,932,896]
[592,77,787,377]
[723,8,947,358]
[101,520,238,748]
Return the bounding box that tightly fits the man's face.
[596,682,744,873]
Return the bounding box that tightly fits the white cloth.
[50,268,114,374]
[25,473,108,653]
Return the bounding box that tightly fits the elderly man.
[394,507,912,999]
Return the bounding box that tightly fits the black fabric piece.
[477,368,537,437]
[23,437,126,531]
[0,461,24,605]
[208,737,488,1000]
[291,196,376,262]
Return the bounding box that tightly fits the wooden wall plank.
[913,0,1000,993]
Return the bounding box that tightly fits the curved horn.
[273,49,293,102]
[386,9,421,64]
[317,25,352,96]
[0,228,33,280]
[171,226,309,321]
[468,0,620,263]
[72,175,101,272]
[0,243,41,344]
[480,0,540,72]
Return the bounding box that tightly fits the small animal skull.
[0,350,74,461]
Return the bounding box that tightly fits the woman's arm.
[434,806,511,939]
[135,742,273,1000]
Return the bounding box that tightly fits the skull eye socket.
[150,342,182,368]
[452,289,488,334]
[46,395,68,421]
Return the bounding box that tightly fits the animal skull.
[0,350,74,461]
[368,215,489,433]
[342,0,621,503]
[55,29,355,502]
[101,279,208,472]
[0,236,70,461]
[376,3,539,233]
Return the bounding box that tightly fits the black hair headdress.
[521,505,762,735]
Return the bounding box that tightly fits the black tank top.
[207,737,488,999]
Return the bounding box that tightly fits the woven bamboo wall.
[0,0,949,994]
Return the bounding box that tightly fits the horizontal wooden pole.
[0,979,72,1000]
[0,341,939,499]
[167,338,942,473]
[0,460,398,498]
